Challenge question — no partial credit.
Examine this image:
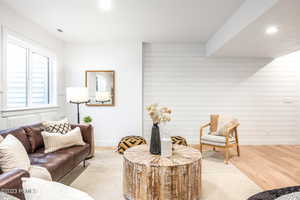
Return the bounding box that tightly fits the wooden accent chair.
[200,115,240,164]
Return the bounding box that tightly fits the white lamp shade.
[66,87,89,103]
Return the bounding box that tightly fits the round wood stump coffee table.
[123,144,202,200]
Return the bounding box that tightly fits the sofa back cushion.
[0,127,32,153]
[22,123,45,153]
[24,127,44,153]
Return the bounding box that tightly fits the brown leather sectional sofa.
[0,123,94,200]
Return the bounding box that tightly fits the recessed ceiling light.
[57,28,63,33]
[266,26,279,35]
[99,0,112,11]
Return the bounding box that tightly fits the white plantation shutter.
[31,53,50,105]
[6,42,27,108]
[5,33,53,109]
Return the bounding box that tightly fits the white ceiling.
[212,0,300,58]
[2,0,300,58]
[0,0,245,43]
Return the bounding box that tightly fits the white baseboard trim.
[189,137,300,146]
[95,139,118,147]
[95,137,300,147]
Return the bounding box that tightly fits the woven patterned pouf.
[171,136,188,146]
[117,136,147,154]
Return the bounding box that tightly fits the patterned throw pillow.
[43,118,72,134]
[171,136,188,146]
[117,136,147,154]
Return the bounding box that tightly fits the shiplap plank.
[143,43,300,144]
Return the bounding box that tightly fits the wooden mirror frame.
[85,70,115,106]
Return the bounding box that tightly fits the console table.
[123,144,202,200]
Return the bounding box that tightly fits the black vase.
[150,123,161,155]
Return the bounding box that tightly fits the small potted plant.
[83,116,93,125]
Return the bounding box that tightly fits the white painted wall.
[0,2,65,130]
[64,42,143,146]
[144,43,300,145]
[1,1,299,147]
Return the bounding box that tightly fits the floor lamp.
[66,87,90,124]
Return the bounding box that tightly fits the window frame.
[1,27,58,112]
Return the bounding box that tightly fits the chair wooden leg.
[200,144,203,153]
[234,128,240,157]
[213,146,216,151]
[224,147,229,164]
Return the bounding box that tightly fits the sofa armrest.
[0,169,29,199]
[71,124,95,158]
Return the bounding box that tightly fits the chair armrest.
[0,169,29,199]
[200,122,211,137]
[227,123,240,133]
[224,123,240,138]
[71,124,95,158]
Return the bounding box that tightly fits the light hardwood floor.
[96,145,300,190]
[230,145,300,190]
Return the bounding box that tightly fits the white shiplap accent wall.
[143,43,300,145]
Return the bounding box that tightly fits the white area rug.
[67,150,261,200]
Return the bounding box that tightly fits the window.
[4,32,56,109]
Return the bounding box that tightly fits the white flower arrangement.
[146,104,172,125]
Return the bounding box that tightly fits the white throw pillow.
[0,135,31,172]
[42,127,85,153]
[28,165,52,181]
[22,177,94,200]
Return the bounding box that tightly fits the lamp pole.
[69,100,90,124]
[77,103,80,124]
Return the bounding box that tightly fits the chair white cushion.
[42,127,85,153]
[0,135,31,172]
[22,177,94,200]
[201,135,235,146]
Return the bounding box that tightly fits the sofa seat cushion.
[29,144,90,181]
[29,149,74,181]
[201,135,235,146]
[67,144,90,165]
